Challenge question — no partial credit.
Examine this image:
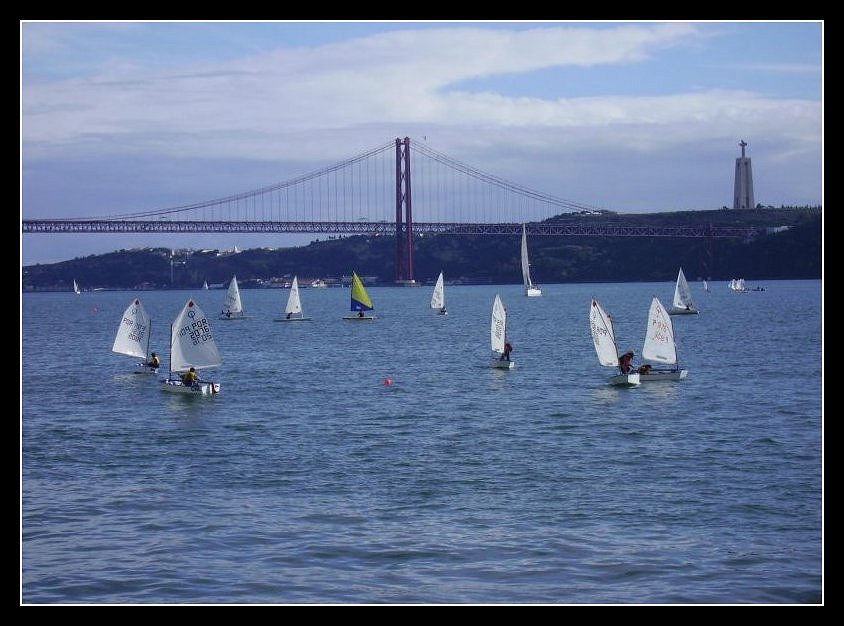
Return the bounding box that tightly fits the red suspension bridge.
[23,137,764,284]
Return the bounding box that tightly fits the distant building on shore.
[733,139,755,209]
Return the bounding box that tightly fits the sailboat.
[73,279,81,294]
[521,224,542,297]
[343,272,375,320]
[490,294,514,369]
[668,268,699,315]
[202,281,209,290]
[430,271,447,315]
[275,276,311,321]
[589,298,640,386]
[638,296,689,381]
[703,279,710,293]
[161,299,221,395]
[112,298,157,374]
[220,274,249,319]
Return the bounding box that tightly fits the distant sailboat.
[112,298,158,374]
[521,224,542,297]
[703,279,710,293]
[220,275,248,319]
[161,299,222,395]
[276,276,311,321]
[202,281,209,290]
[343,272,375,320]
[431,271,447,315]
[490,294,514,369]
[73,279,81,295]
[668,268,699,315]
[589,298,640,386]
[638,296,689,381]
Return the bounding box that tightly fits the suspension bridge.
[23,137,764,283]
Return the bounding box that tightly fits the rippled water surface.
[21,281,823,604]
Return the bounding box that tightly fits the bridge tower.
[733,139,755,209]
[395,136,416,284]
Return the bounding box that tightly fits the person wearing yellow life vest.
[147,352,160,369]
[181,367,198,385]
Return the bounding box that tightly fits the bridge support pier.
[395,137,415,285]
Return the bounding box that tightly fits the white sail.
[590,298,620,367]
[112,298,151,359]
[431,271,445,310]
[521,224,541,296]
[703,280,709,292]
[286,276,303,316]
[73,279,81,294]
[491,294,506,355]
[170,299,222,373]
[221,275,244,317]
[672,268,696,311]
[202,281,209,290]
[642,297,677,365]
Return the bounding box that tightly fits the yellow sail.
[350,272,374,311]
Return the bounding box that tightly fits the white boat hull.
[219,313,249,320]
[343,315,376,320]
[134,363,159,375]
[525,287,542,297]
[639,369,688,382]
[491,358,515,369]
[275,316,312,322]
[608,372,640,386]
[669,308,699,315]
[161,378,221,395]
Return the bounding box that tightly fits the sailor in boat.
[500,341,513,361]
[181,367,198,387]
[638,364,652,375]
[147,352,160,370]
[619,350,635,374]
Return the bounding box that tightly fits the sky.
[20,20,823,265]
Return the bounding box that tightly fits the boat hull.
[639,369,688,381]
[161,378,221,395]
[343,315,376,320]
[668,308,699,315]
[219,313,249,320]
[491,359,515,369]
[525,287,542,297]
[274,316,312,322]
[133,363,159,375]
[608,372,640,386]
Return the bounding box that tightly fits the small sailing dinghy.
[202,281,209,290]
[220,275,249,320]
[73,279,81,294]
[112,298,158,374]
[638,296,688,382]
[521,224,542,297]
[668,268,699,315]
[161,299,221,395]
[431,271,448,315]
[343,272,375,320]
[275,276,311,321]
[590,298,640,386]
[490,294,514,369]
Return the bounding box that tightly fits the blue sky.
[21,21,823,265]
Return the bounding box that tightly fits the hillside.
[21,207,822,291]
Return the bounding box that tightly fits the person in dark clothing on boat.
[501,341,513,361]
[147,352,160,369]
[619,351,635,374]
